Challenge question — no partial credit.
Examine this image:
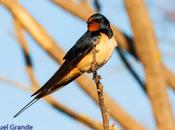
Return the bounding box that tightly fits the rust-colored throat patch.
[88,22,101,31]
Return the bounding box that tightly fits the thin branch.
[93,72,109,130]
[91,44,110,130]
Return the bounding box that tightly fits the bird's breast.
[77,33,117,72]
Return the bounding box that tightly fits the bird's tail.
[13,98,39,118]
[13,68,82,118]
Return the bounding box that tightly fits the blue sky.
[0,0,175,130]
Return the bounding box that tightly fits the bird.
[13,13,117,118]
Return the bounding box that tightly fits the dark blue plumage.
[63,31,100,61]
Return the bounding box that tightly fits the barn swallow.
[14,13,117,118]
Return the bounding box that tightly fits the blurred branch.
[124,0,175,130]
[116,46,146,92]
[0,1,143,130]
[13,17,106,130]
[44,96,105,130]
[125,36,175,93]
[2,0,64,64]
[14,19,38,90]
[0,76,28,91]
[93,0,101,12]
[116,34,175,94]
[163,66,175,91]
[52,0,94,20]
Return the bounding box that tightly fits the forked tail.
[13,98,39,118]
[13,67,82,118]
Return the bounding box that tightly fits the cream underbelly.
[76,34,117,72]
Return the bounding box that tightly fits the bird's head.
[87,13,110,32]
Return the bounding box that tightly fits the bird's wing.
[63,31,100,60]
[31,31,100,98]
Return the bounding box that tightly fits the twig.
[93,72,109,130]
[91,45,110,130]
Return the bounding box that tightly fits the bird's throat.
[88,22,101,31]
